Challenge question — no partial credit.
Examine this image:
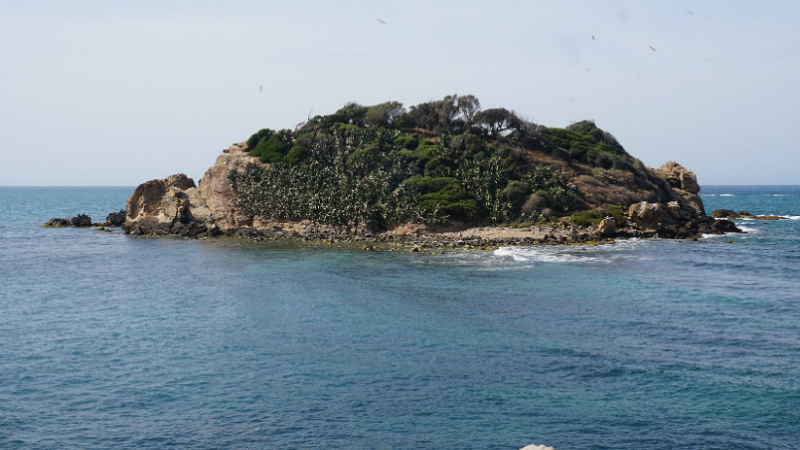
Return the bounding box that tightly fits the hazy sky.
[2,0,799,186]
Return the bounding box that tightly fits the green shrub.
[365,101,405,128]
[396,134,419,150]
[570,210,604,227]
[246,128,274,150]
[402,176,480,220]
[501,180,530,207]
[284,146,308,166]
[602,205,627,227]
[424,156,457,177]
[331,102,368,126]
[496,144,513,158]
[252,134,290,163]
[235,100,593,227]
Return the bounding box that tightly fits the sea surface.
[0,186,798,450]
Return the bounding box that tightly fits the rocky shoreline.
[95,142,743,248]
[711,209,790,221]
[43,210,126,228]
[42,142,748,248]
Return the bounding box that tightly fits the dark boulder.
[43,218,70,227]
[711,219,740,233]
[105,210,127,227]
[68,214,93,227]
[712,209,737,219]
[43,214,93,227]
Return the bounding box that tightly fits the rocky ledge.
[712,209,789,221]
[117,143,741,247]
[43,210,129,228]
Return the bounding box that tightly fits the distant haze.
[1,0,799,186]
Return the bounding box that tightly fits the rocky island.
[118,96,741,247]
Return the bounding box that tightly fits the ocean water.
[0,186,799,450]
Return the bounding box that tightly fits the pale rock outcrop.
[124,173,195,235]
[597,217,617,236]
[192,141,260,232]
[123,143,261,236]
[628,201,665,233]
[657,161,705,215]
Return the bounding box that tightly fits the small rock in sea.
[105,210,126,226]
[727,239,734,243]
[362,244,373,251]
[69,214,93,227]
[410,247,420,252]
[43,214,93,227]
[43,218,70,227]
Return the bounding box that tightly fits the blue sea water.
[0,186,799,450]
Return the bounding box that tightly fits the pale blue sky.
[1,0,799,185]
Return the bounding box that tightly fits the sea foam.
[493,239,651,264]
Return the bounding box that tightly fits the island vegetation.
[230,95,673,229]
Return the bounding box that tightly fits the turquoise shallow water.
[0,186,799,450]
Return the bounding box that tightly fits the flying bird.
[687,12,694,15]
[592,35,595,40]
[377,19,386,24]
[650,46,656,52]
[259,85,262,92]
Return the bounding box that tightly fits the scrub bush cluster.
[231,95,638,227]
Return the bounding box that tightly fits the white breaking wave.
[520,445,555,450]
[492,239,653,264]
[701,193,735,196]
[702,226,756,239]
